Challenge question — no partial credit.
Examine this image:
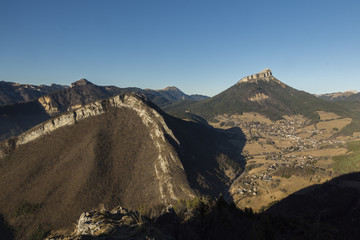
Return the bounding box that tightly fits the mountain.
[0,79,208,141]
[317,90,360,115]
[0,81,68,106]
[166,69,360,134]
[152,86,209,101]
[318,90,359,101]
[0,93,244,239]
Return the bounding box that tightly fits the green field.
[333,141,360,174]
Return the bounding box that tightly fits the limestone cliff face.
[0,92,242,239]
[0,93,200,239]
[237,68,285,87]
[1,93,193,203]
[248,93,270,102]
[240,68,273,82]
[38,96,60,115]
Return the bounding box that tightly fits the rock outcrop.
[238,68,273,83]
[46,206,175,240]
[248,93,269,102]
[236,69,286,87]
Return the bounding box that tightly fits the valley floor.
[210,111,360,211]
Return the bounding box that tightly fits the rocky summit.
[238,68,273,83]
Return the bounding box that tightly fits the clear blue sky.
[1,0,359,96]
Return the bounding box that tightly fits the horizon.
[1,0,359,97]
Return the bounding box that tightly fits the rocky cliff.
[0,93,193,202]
[0,93,243,239]
[237,68,286,88]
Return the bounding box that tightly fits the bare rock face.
[237,69,285,87]
[38,96,60,115]
[248,93,270,102]
[46,206,175,240]
[239,68,273,83]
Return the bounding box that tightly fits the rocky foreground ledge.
[46,205,177,240]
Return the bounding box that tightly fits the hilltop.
[166,69,360,135]
[0,93,243,239]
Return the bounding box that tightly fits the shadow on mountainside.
[0,214,13,240]
[44,172,360,240]
[0,95,246,240]
[0,101,51,141]
[165,172,360,240]
[164,113,247,198]
[264,172,360,239]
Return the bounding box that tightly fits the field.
[333,141,360,174]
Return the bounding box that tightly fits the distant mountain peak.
[158,86,182,92]
[345,90,359,94]
[317,90,359,101]
[238,68,274,83]
[71,78,94,88]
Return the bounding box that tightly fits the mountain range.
[1,69,360,239]
[0,81,68,106]
[318,90,359,101]
[317,90,360,115]
[0,79,208,108]
[0,79,208,141]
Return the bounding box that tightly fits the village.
[212,112,354,210]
